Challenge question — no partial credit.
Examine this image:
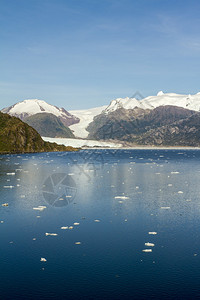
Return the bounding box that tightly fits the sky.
[1,0,200,110]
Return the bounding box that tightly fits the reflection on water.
[0,149,200,299]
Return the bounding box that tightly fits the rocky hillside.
[87,105,200,146]
[0,112,77,154]
[24,113,75,138]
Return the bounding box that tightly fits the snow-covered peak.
[104,97,146,113]
[157,91,164,96]
[1,99,79,126]
[104,92,200,113]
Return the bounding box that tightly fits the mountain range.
[2,91,200,147]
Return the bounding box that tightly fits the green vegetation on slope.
[0,112,77,154]
[24,113,75,138]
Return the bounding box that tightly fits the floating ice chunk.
[6,173,15,175]
[73,222,80,226]
[4,186,14,188]
[75,242,81,245]
[33,238,36,240]
[143,249,152,252]
[171,171,179,174]
[178,191,183,194]
[145,242,155,247]
[114,196,129,200]
[69,226,73,229]
[160,207,170,209]
[33,206,46,211]
[2,203,8,207]
[61,226,68,230]
[40,258,47,262]
[168,184,172,186]
[1,221,4,223]
[148,232,157,235]
[94,219,100,222]
[45,233,58,236]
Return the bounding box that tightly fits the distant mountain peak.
[157,91,164,96]
[1,99,79,127]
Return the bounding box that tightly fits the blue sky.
[1,0,200,109]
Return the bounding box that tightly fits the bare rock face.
[87,105,200,146]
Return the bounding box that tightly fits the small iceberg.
[148,232,157,235]
[75,242,81,245]
[160,207,170,209]
[114,196,129,200]
[45,233,58,236]
[143,249,152,252]
[145,242,155,247]
[40,258,47,262]
[2,203,8,207]
[61,226,68,230]
[73,222,80,226]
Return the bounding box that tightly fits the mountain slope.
[137,113,200,146]
[0,112,77,154]
[88,106,195,141]
[2,99,79,126]
[24,113,75,138]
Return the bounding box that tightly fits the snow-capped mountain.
[104,91,200,113]
[2,99,79,126]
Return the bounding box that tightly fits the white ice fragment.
[143,249,152,252]
[73,222,80,226]
[171,171,179,174]
[6,173,15,175]
[160,207,170,209]
[148,232,157,235]
[2,203,8,207]
[40,258,47,262]
[75,242,81,245]
[114,196,129,200]
[61,226,68,230]
[45,233,58,236]
[4,186,14,188]
[69,226,73,229]
[145,242,155,247]
[178,191,183,194]
[94,219,100,222]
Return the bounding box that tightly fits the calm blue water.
[1,149,200,299]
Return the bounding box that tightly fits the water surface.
[1,149,200,299]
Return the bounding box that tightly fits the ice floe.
[45,233,58,236]
[114,196,129,200]
[148,232,157,235]
[145,242,155,247]
[160,207,170,209]
[142,249,152,252]
[40,258,47,262]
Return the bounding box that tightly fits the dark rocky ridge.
[87,105,200,146]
